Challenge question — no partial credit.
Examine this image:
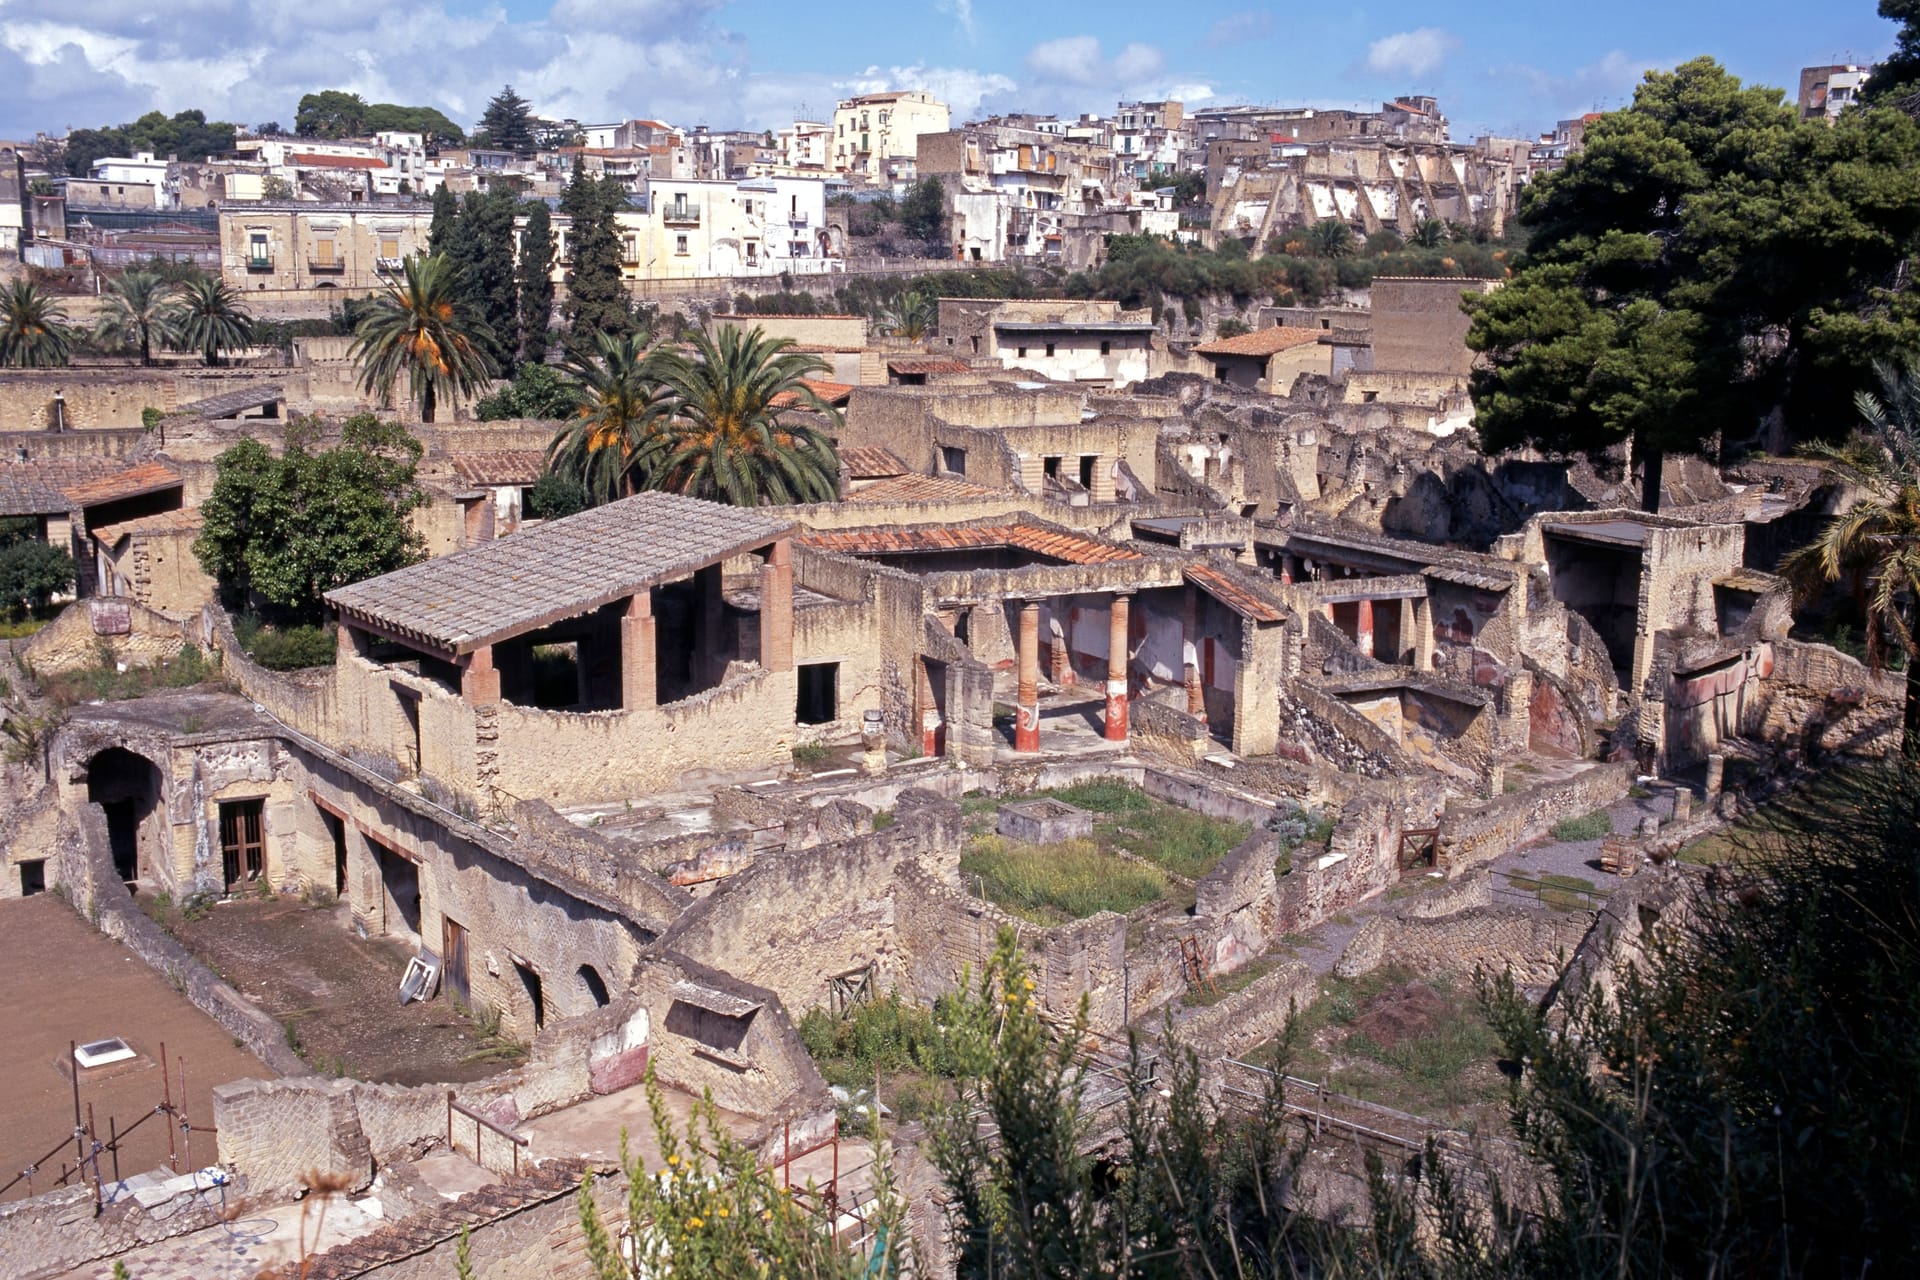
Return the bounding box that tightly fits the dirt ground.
[155,895,523,1086]
[0,895,267,1201]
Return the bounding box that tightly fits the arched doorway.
[85,747,165,885]
[577,964,611,1010]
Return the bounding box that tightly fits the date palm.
[168,275,254,367]
[97,270,178,366]
[350,254,496,423]
[1410,217,1448,248]
[0,280,73,367]
[1308,219,1355,259]
[639,325,841,507]
[1782,355,1920,753]
[879,289,934,341]
[544,331,669,506]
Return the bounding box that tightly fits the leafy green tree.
[0,540,76,620]
[899,176,948,245]
[62,110,236,177]
[516,199,557,362]
[639,326,841,506]
[877,289,933,340]
[166,275,254,366]
[349,254,497,424]
[0,281,73,368]
[97,271,178,366]
[1410,217,1448,247]
[194,415,427,619]
[1467,58,1920,510]
[1869,0,1920,102]
[545,332,667,504]
[441,188,520,363]
[294,90,368,138]
[475,361,580,421]
[479,86,537,155]
[525,471,587,521]
[1783,356,1920,752]
[361,103,466,147]
[560,160,634,348]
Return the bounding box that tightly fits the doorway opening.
[373,840,421,938]
[442,917,470,1005]
[513,959,546,1029]
[578,964,612,1009]
[218,798,265,893]
[796,662,839,725]
[323,810,347,898]
[85,747,163,885]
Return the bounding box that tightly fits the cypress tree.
[561,160,632,349]
[428,184,459,256]
[516,200,557,363]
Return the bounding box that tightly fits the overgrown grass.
[1104,806,1250,879]
[961,834,1168,923]
[0,617,48,639]
[41,644,223,708]
[1550,810,1613,843]
[234,614,336,670]
[1676,771,1855,866]
[798,991,995,1125]
[1182,951,1292,1008]
[791,742,833,770]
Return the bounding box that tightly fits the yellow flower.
[717,1207,730,1218]
[667,1154,681,1166]
[1022,977,1035,991]
[687,1216,705,1230]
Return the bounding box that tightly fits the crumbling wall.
[0,1179,233,1280]
[1338,899,1592,987]
[1750,639,1903,759]
[1436,762,1632,873]
[1179,959,1318,1062]
[22,597,189,674]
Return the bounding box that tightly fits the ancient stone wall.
[1436,762,1632,874]
[1338,900,1592,987]
[22,597,189,674]
[0,366,306,431]
[1179,959,1318,1062]
[0,1179,232,1280]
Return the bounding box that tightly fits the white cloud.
[1507,50,1664,115]
[933,0,976,41]
[1026,36,1105,86]
[1111,43,1164,84]
[833,64,1019,120]
[1019,35,1189,111]
[1365,28,1462,79]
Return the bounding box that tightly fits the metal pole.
[69,1041,87,1202]
[109,1114,120,1184]
[179,1056,190,1173]
[161,1042,177,1172]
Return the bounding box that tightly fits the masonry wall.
[1366,277,1500,377]
[0,1181,232,1280]
[792,546,924,746]
[1436,762,1632,873]
[0,366,305,430]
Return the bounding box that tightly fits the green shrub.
[239,620,337,670]
[1550,810,1614,842]
[960,834,1166,922]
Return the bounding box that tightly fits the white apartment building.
[830,91,949,183]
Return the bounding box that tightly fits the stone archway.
[85,747,166,884]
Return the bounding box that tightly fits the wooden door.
[219,799,264,892]
[442,917,470,1005]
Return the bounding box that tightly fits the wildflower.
[688,1216,705,1229]
[667,1154,680,1166]
[717,1206,730,1218]
[1022,977,1035,991]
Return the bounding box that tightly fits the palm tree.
[639,325,841,507]
[168,275,255,367]
[0,281,73,367]
[1307,220,1355,259]
[544,331,668,506]
[97,271,178,366]
[1410,217,1448,248]
[350,254,496,424]
[1782,356,1920,754]
[879,290,934,341]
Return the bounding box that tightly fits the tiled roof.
[0,459,122,515]
[289,153,387,170]
[175,382,286,420]
[838,446,908,478]
[91,507,203,546]
[326,491,793,654]
[847,473,998,503]
[770,378,855,409]
[63,462,184,509]
[452,450,547,487]
[799,519,1140,566]
[1186,562,1286,622]
[1195,327,1326,357]
[887,357,971,375]
[712,313,862,321]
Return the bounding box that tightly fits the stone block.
[996,798,1094,843]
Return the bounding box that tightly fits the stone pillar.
[758,538,793,673]
[1015,601,1040,753]
[1183,584,1207,723]
[1503,669,1534,753]
[1355,597,1374,658]
[698,563,727,684]
[861,709,888,775]
[1048,623,1072,685]
[1671,787,1692,825]
[1398,597,1416,666]
[621,592,656,711]
[1105,593,1131,742]
[1487,762,1504,798]
[460,495,495,548]
[1413,597,1435,671]
[1705,752,1726,801]
[461,645,500,707]
[336,621,359,661]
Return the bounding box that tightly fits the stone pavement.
[56,1185,382,1280]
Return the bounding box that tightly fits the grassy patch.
[1182,951,1291,1008]
[1104,805,1250,879]
[871,810,895,831]
[0,617,48,639]
[961,833,1168,923]
[798,992,994,1127]
[1550,810,1613,843]
[791,742,833,770]
[1676,772,1855,867]
[41,644,224,708]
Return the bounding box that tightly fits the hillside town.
[0,7,1917,1278]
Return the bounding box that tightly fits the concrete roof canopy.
[326,491,794,656]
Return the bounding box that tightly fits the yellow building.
[830,91,950,184]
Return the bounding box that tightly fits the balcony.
[246,255,273,272]
[376,256,405,274]
[307,259,346,274]
[662,205,701,226]
[787,210,810,226]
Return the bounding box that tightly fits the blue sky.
[0,0,1904,141]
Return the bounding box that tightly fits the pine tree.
[428,185,459,256]
[480,85,537,155]
[438,189,519,367]
[516,200,557,363]
[560,160,633,350]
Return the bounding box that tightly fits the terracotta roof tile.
[1194,327,1326,358]
[63,462,183,509]
[0,459,122,515]
[886,357,971,375]
[799,520,1140,566]
[770,378,855,410]
[838,446,908,478]
[451,450,547,487]
[1186,562,1285,622]
[847,474,998,503]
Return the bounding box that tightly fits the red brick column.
[759,538,793,673]
[1049,628,1072,685]
[1015,601,1040,753]
[622,591,656,711]
[918,659,943,757]
[1356,598,1374,658]
[461,645,500,707]
[1105,592,1130,742]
